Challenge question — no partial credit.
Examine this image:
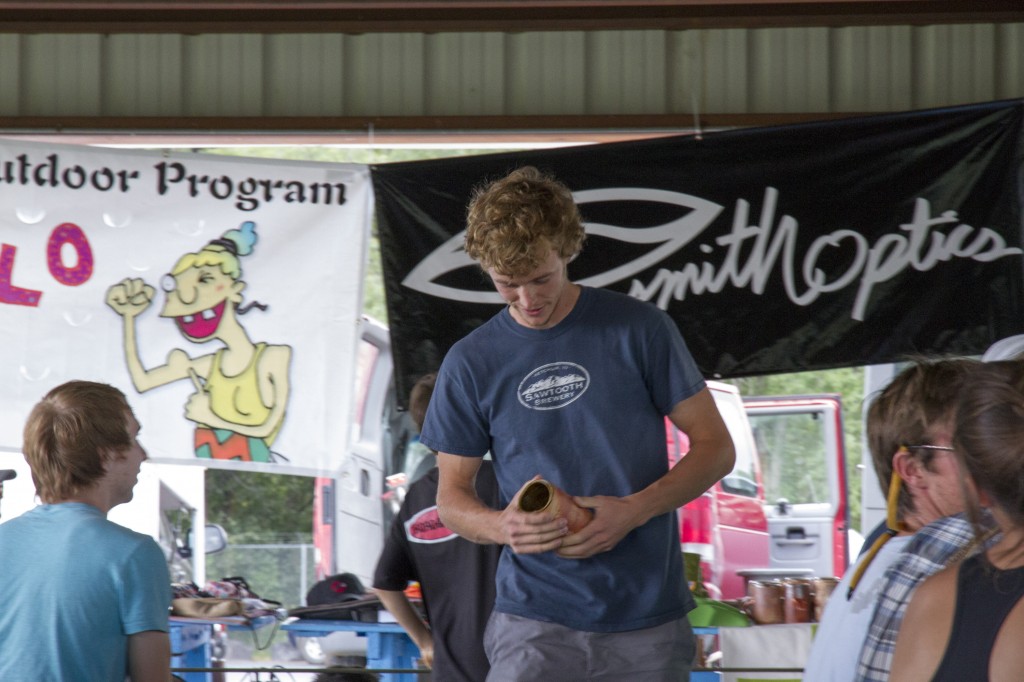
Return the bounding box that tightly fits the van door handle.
[775,538,815,546]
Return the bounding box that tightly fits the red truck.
[676,387,851,599]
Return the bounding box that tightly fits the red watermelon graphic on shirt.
[405,505,459,544]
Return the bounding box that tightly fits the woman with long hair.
[891,359,1024,681]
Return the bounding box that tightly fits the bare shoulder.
[891,566,958,681]
[916,563,959,595]
[906,566,958,624]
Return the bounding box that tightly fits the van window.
[749,411,830,506]
[351,339,380,441]
[714,397,759,498]
[673,396,759,499]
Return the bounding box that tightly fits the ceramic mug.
[517,479,593,533]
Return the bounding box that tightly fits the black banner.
[372,100,1024,406]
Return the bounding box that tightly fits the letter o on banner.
[47,222,94,286]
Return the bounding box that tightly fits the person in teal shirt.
[0,381,172,682]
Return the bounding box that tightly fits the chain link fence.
[207,535,316,610]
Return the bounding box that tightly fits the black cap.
[305,572,367,606]
[0,469,16,482]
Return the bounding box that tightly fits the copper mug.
[517,479,593,533]
[746,580,784,625]
[812,577,840,621]
[784,578,812,623]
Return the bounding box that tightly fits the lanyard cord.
[847,454,906,600]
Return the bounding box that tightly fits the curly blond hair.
[465,166,586,276]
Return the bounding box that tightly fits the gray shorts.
[484,611,696,681]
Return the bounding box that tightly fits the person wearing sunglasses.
[805,357,987,682]
[891,359,1024,681]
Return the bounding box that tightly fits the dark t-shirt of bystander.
[373,462,503,682]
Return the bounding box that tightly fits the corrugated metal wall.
[0,23,1022,119]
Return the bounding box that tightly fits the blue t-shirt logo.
[517,362,590,410]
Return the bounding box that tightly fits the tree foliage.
[203,469,317,604]
[727,368,866,533]
[205,469,315,541]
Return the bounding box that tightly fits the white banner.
[0,140,371,476]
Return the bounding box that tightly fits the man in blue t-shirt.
[0,381,171,682]
[420,166,736,681]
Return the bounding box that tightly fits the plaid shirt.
[855,512,996,682]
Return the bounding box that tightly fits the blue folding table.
[281,618,423,682]
[170,615,278,682]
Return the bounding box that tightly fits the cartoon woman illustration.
[106,221,291,462]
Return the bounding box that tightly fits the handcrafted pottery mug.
[517,479,593,533]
